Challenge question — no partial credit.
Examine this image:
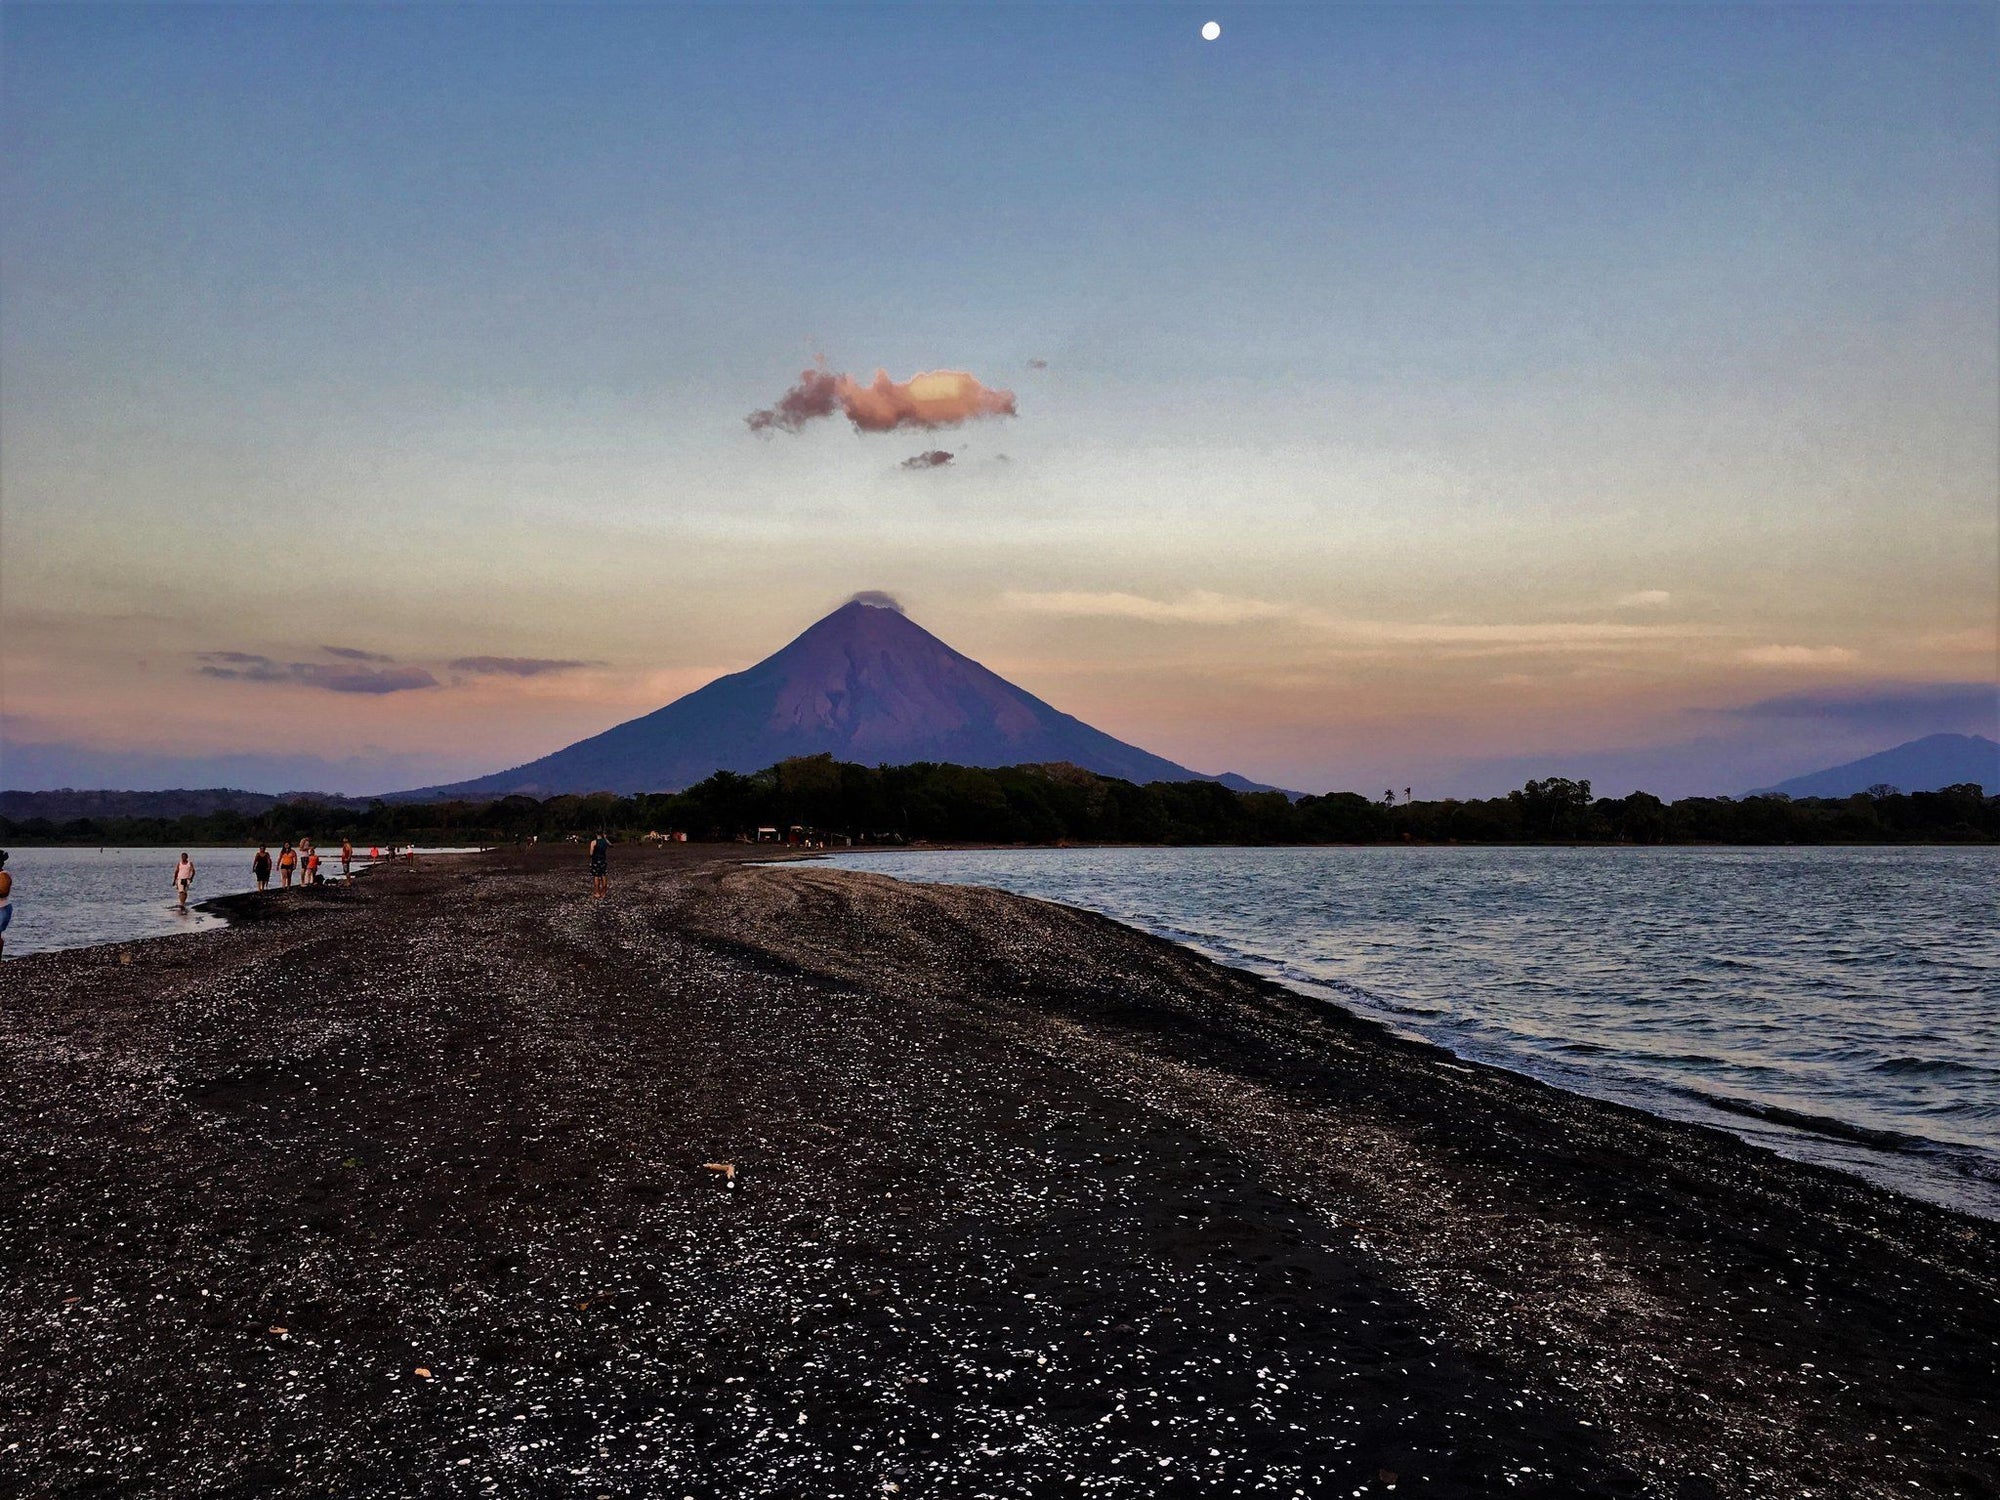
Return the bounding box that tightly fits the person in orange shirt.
[340,838,354,880]
[278,843,297,887]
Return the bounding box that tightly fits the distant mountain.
[1751,733,1999,799]
[398,599,1282,799]
[1210,772,1281,794]
[0,788,370,822]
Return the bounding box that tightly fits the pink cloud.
[749,366,1016,434]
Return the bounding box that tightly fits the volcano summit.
[401,599,1270,799]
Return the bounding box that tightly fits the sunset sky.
[3,3,1995,798]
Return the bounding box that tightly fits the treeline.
[2,758,1994,847]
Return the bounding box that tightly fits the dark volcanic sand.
[0,847,1992,1499]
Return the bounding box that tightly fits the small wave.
[1676,1087,1926,1154]
[1927,1101,2000,1123]
[1869,1055,1994,1079]
[1654,1051,1778,1073]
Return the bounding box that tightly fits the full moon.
[1201,20,1221,41]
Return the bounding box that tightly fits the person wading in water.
[0,851,13,960]
[589,832,610,900]
[252,845,272,892]
[172,853,196,911]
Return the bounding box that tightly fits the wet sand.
[0,845,1992,1498]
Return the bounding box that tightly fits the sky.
[2,2,1996,799]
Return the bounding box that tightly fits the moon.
[1201,20,1221,41]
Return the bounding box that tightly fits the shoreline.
[804,845,2000,1221]
[41,844,1999,1220]
[1,844,1992,1497]
[22,843,2000,1230]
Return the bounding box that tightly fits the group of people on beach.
[158,838,363,916]
[248,837,360,892]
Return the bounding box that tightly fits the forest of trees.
[2,757,1994,848]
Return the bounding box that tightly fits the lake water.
[0,846,478,958]
[821,846,2000,1218]
[0,847,280,955]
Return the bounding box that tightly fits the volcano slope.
[0,845,1992,1499]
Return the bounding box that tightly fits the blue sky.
[3,2,1995,795]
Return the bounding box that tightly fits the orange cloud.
[748,366,1016,434]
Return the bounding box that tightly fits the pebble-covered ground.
[0,846,1992,1499]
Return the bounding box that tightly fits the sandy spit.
[0,844,1992,1499]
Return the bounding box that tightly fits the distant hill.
[396,599,1285,800]
[1751,733,1999,799]
[0,788,369,822]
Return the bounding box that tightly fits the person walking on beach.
[0,851,13,960]
[340,838,354,880]
[279,843,297,888]
[589,832,610,900]
[305,848,321,886]
[252,845,272,892]
[172,853,196,911]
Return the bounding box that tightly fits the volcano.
[399,599,1274,799]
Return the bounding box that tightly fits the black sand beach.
[0,846,1993,1498]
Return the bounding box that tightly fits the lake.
[820,845,2000,1218]
[1,846,284,955]
[0,846,483,958]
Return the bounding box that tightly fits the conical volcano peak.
[840,590,906,614]
[774,596,963,673]
[398,598,1268,799]
[796,595,930,644]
